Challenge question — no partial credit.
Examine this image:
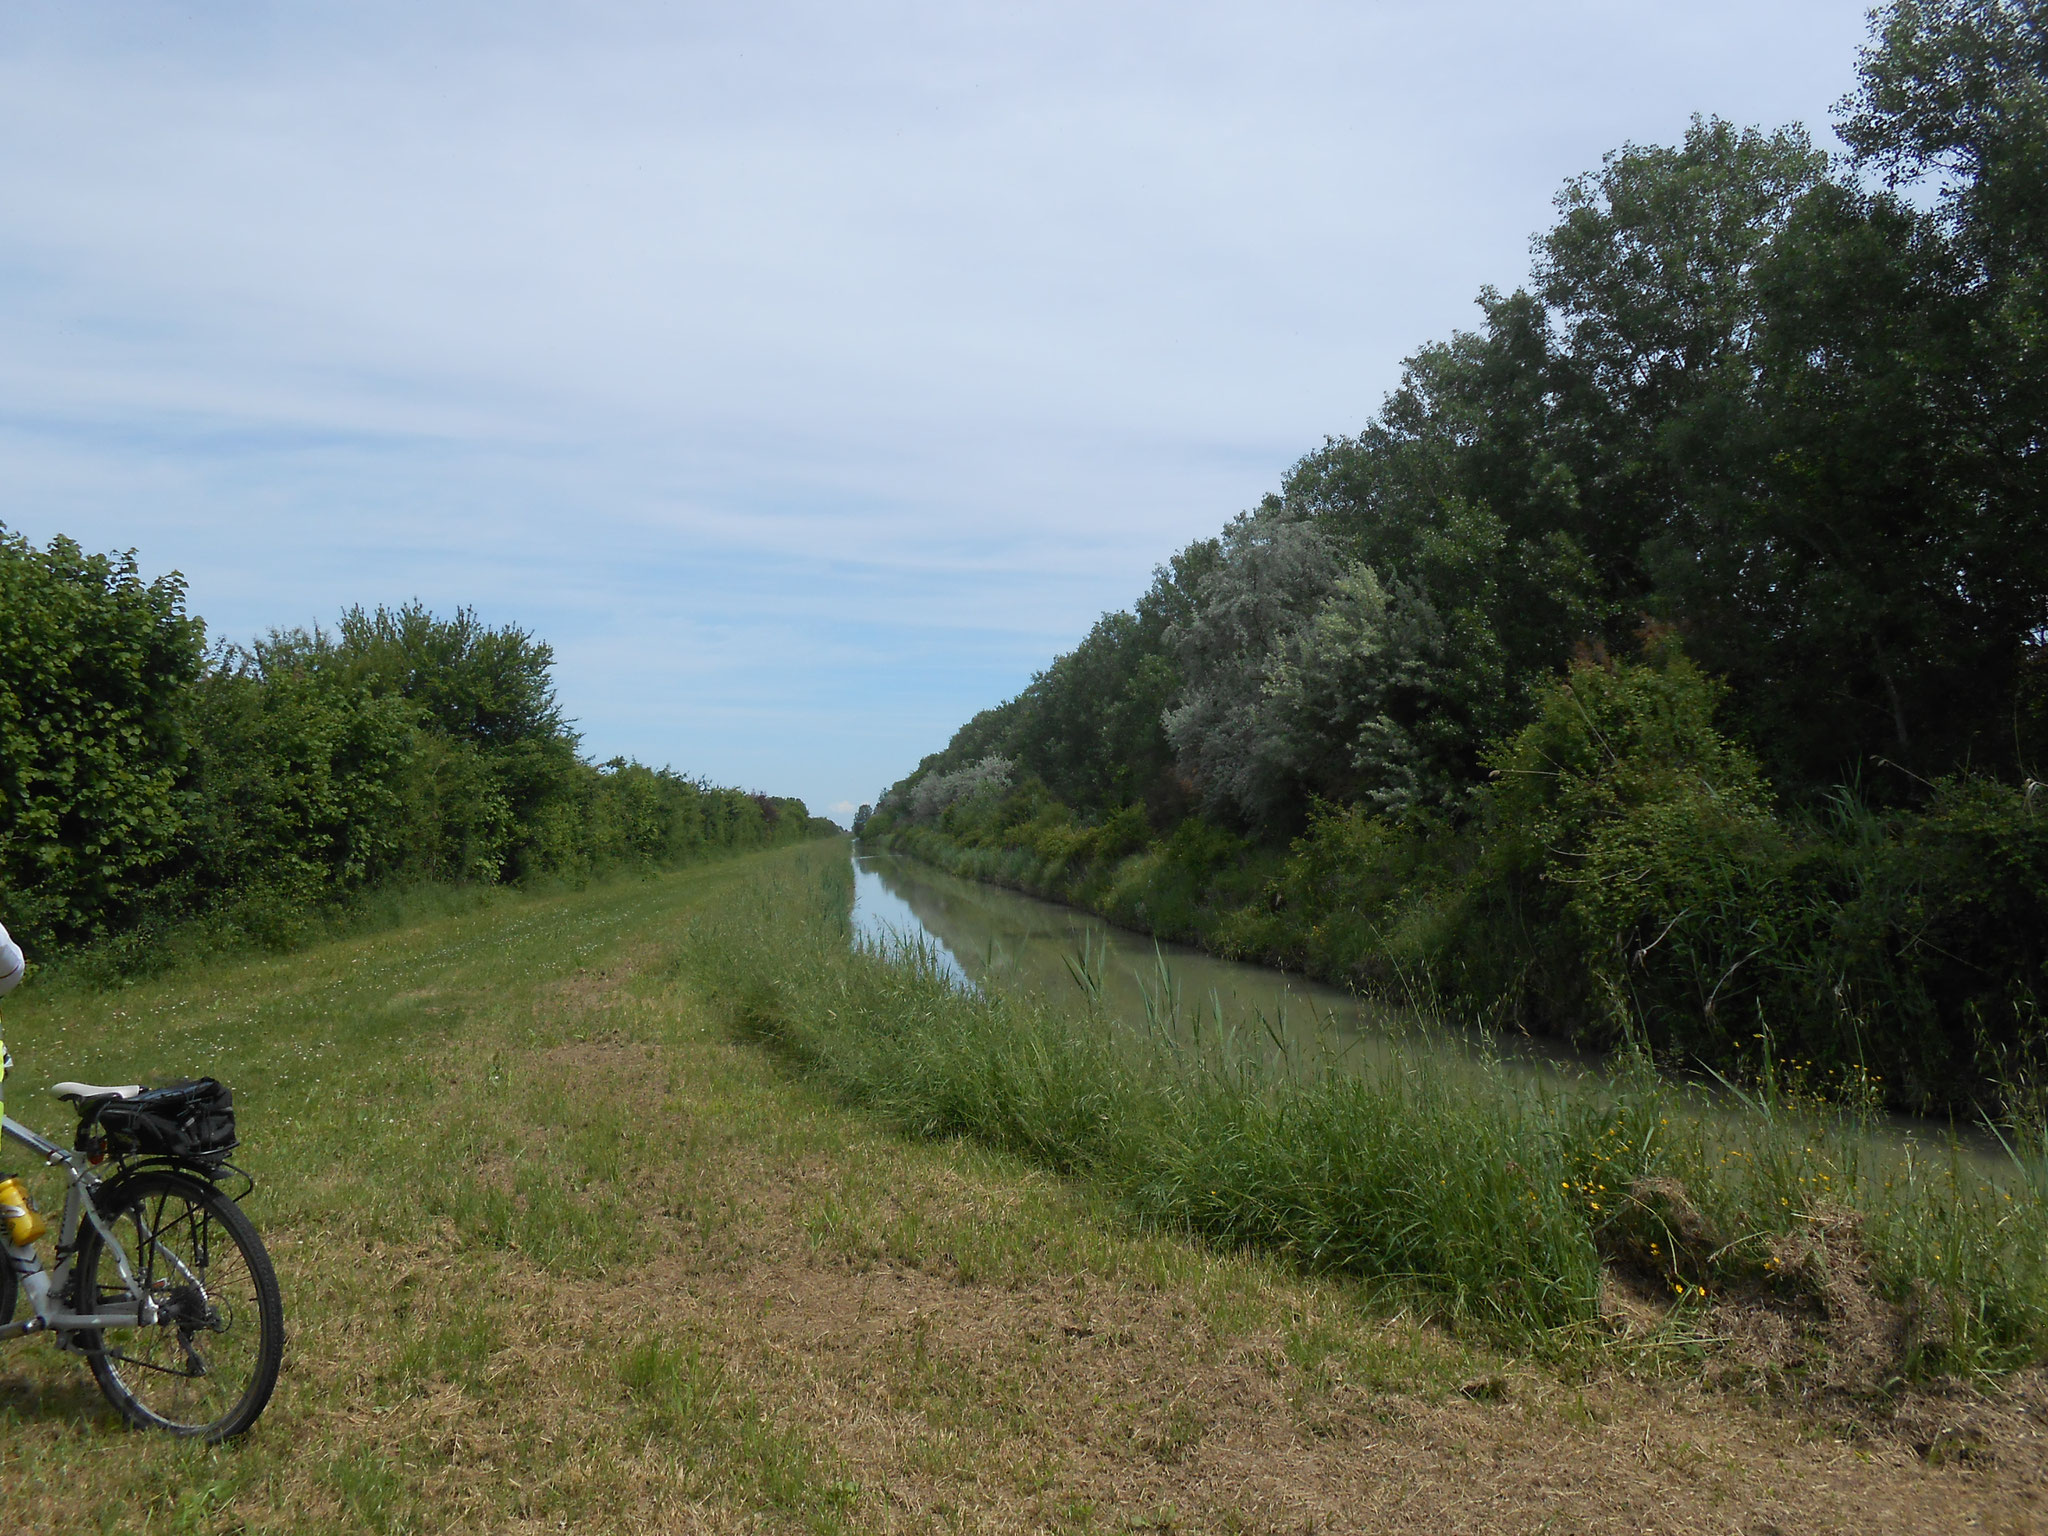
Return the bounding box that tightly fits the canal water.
[849,844,2009,1171]
[850,843,1590,1080]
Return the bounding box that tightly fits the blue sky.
[0,1,1877,822]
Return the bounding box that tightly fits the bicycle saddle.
[50,1081,142,1103]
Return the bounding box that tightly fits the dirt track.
[523,1010,2048,1534]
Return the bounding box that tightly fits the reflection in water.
[849,845,1585,1079]
[850,855,974,990]
[848,846,2008,1173]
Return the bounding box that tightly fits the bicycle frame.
[0,1113,168,1338]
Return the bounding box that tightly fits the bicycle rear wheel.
[72,1169,282,1440]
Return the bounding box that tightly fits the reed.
[694,857,2048,1376]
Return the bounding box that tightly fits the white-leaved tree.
[1164,493,1520,828]
[1163,499,1344,827]
[905,755,1015,821]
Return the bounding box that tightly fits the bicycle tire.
[71,1169,282,1441]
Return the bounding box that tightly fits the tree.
[0,530,204,945]
[331,602,568,750]
[1163,499,1345,829]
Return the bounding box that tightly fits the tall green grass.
[692,856,2048,1377]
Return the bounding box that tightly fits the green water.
[851,845,1591,1080]
[851,845,2010,1172]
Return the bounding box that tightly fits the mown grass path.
[0,843,2039,1533]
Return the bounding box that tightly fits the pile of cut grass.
[692,855,2048,1376]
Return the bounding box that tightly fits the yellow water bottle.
[0,1176,46,1247]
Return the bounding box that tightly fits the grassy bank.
[29,831,835,995]
[704,851,2048,1380]
[869,654,2048,1121]
[1,840,2040,1533]
[0,840,1486,1532]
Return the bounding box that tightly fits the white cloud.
[0,0,1876,814]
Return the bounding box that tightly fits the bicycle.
[0,1071,282,1441]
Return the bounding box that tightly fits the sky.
[0,1,1880,824]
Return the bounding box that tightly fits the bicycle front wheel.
[72,1170,283,1440]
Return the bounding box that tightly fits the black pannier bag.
[98,1078,238,1163]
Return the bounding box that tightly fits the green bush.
[1829,779,2048,1107]
[0,527,826,967]
[1481,647,1791,1047]
[875,647,2048,1112]
[0,532,203,945]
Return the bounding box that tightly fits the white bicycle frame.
[0,1113,172,1339]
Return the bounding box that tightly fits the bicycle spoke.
[100,1346,206,1379]
[77,1174,281,1438]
